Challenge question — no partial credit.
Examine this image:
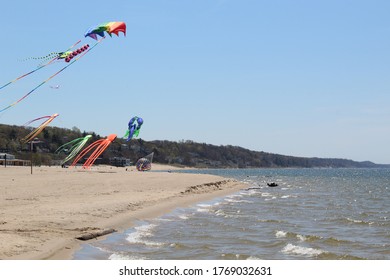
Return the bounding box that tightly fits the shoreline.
[0,164,246,260]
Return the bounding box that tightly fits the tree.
[72,126,81,134]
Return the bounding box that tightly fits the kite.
[62,44,90,63]
[18,43,89,65]
[70,134,117,169]
[0,40,101,113]
[0,39,101,113]
[0,40,81,91]
[136,152,154,171]
[84,21,126,40]
[21,52,67,62]
[55,135,92,165]
[0,21,126,113]
[22,113,59,143]
[124,116,143,141]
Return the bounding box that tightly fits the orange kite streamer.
[22,113,59,143]
[70,134,117,169]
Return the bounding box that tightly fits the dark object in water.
[76,228,117,241]
[245,187,262,191]
[267,182,278,187]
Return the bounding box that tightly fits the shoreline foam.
[0,164,246,259]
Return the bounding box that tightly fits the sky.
[0,0,389,164]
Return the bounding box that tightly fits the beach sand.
[0,164,245,260]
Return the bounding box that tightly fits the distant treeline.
[0,123,387,168]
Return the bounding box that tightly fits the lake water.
[74,168,390,260]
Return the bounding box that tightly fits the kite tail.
[61,139,90,164]
[70,140,104,167]
[123,129,129,139]
[59,136,91,165]
[22,114,58,143]
[19,52,61,62]
[83,141,111,169]
[83,143,105,168]
[56,135,91,154]
[55,137,84,154]
[0,38,104,113]
[0,40,82,92]
[0,57,57,92]
[23,115,53,127]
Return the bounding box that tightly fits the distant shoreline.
[0,164,246,260]
[1,124,388,169]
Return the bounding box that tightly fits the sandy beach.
[0,164,245,260]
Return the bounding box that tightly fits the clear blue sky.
[0,0,389,164]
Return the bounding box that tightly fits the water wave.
[275,230,287,238]
[274,230,354,246]
[178,214,190,220]
[328,217,375,226]
[126,223,165,247]
[257,219,283,223]
[317,252,367,260]
[281,244,325,257]
[109,252,145,260]
[74,168,390,260]
[220,253,256,260]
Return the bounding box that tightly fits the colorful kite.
[0,40,81,92]
[19,42,86,65]
[124,116,143,141]
[55,135,92,165]
[22,113,59,143]
[0,39,102,113]
[84,21,126,40]
[0,21,126,113]
[62,44,90,63]
[70,134,117,169]
[136,152,154,171]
